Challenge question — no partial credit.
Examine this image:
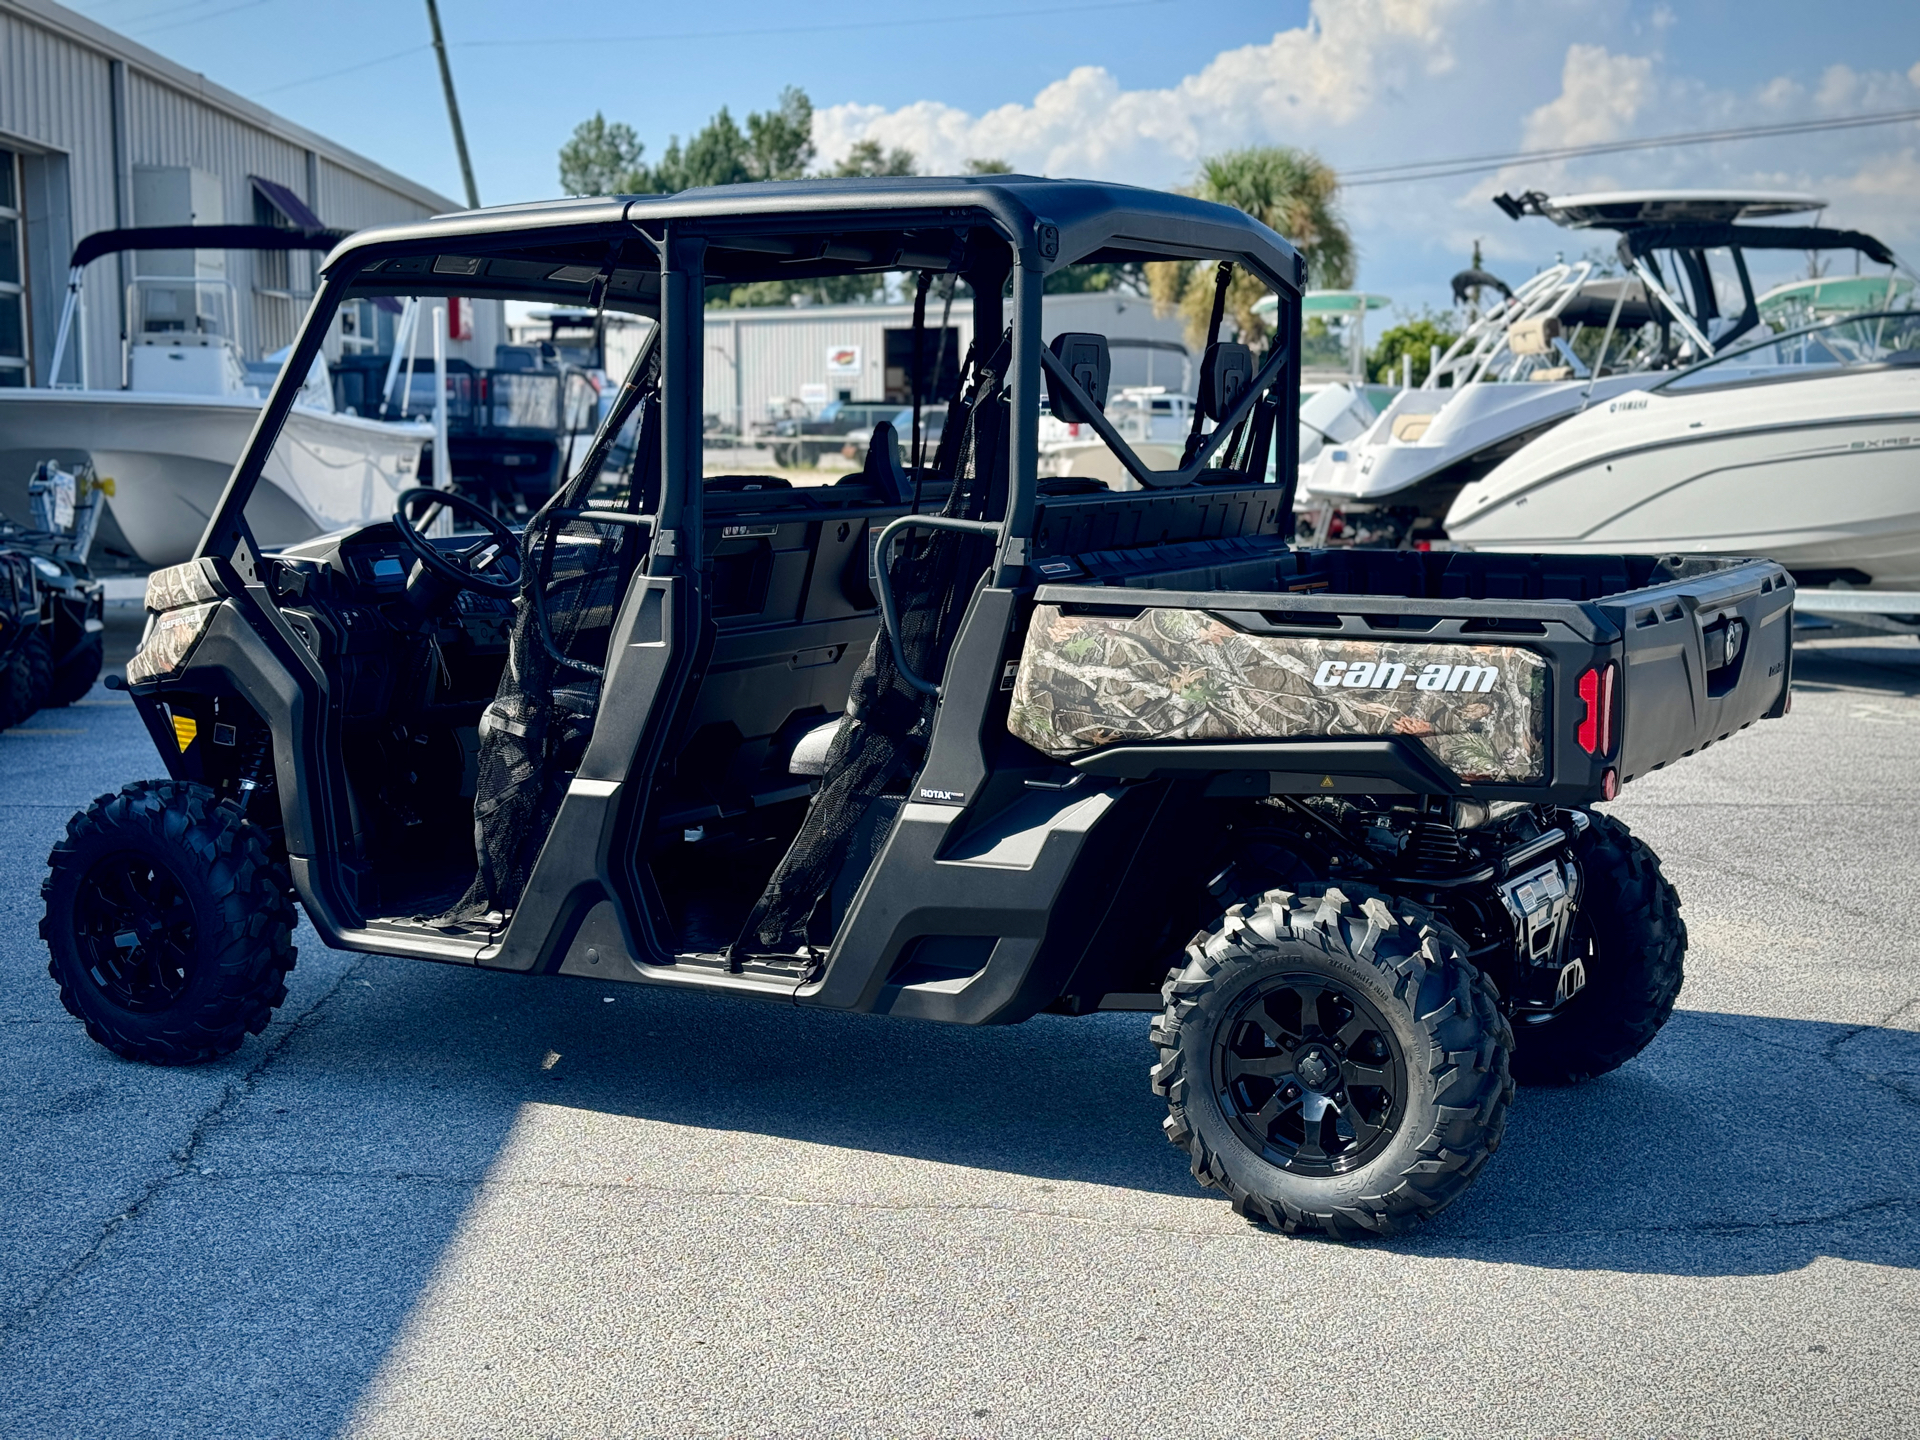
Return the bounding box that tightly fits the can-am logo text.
[1312,660,1499,693]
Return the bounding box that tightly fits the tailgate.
[1598,558,1794,784]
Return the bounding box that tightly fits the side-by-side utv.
[40,178,1793,1237]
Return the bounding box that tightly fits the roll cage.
[174,176,1303,986]
[195,176,1305,584]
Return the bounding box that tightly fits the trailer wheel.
[1,629,52,730]
[45,632,104,707]
[40,780,298,1066]
[1152,885,1513,1239]
[1511,813,1685,1085]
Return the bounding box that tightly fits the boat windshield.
[1658,310,1920,393]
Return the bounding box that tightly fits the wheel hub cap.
[1294,1046,1335,1092]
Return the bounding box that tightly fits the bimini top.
[1493,189,1827,230]
[323,174,1306,315]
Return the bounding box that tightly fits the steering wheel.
[391,487,522,599]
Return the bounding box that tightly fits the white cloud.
[813,0,1472,185]
[813,1,1920,304]
[1519,45,1658,149]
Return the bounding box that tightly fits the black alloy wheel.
[1154,885,1512,1238]
[1216,974,1407,1177]
[43,780,297,1065]
[74,850,198,1013]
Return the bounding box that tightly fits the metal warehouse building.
[0,0,460,391]
[705,288,1195,433]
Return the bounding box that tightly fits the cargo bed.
[1011,544,1794,807]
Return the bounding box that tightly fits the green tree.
[964,157,1014,174]
[746,87,816,180]
[562,87,819,196]
[829,138,916,178]
[1368,314,1460,385]
[1044,262,1147,296]
[558,112,647,196]
[1148,145,1355,347]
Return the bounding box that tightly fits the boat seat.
[789,716,843,776]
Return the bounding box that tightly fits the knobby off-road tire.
[45,631,104,707]
[1510,812,1685,1085]
[0,629,52,730]
[1152,885,1513,1239]
[41,780,298,1065]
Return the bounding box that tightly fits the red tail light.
[1576,663,1618,757]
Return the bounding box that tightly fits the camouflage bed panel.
[1007,603,1550,784]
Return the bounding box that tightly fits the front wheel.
[1153,885,1513,1239]
[1510,813,1685,1085]
[41,780,298,1065]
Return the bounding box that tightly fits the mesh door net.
[733,340,1010,956]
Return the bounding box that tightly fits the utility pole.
[423,0,481,210]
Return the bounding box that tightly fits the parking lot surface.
[2,625,1917,1439]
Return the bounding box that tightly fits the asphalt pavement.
[1,620,1916,1439]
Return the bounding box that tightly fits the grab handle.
[871,514,1001,696]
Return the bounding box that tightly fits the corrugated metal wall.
[704,301,979,432]
[0,8,120,385]
[0,2,452,387]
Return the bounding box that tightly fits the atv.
[1,461,107,727]
[40,179,1793,1237]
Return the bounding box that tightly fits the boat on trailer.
[0,225,429,568]
[1447,308,1920,590]
[1295,190,1917,546]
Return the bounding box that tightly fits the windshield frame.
[1653,308,1920,397]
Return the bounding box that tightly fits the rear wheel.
[41,780,298,1065]
[45,631,104,707]
[1510,813,1685,1085]
[1153,885,1512,1239]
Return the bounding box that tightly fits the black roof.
[327,175,1305,314]
[71,224,348,270]
[1619,223,1897,267]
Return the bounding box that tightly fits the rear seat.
[661,427,945,824]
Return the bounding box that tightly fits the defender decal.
[1007,604,1548,784]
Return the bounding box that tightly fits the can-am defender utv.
[41,179,1794,1238]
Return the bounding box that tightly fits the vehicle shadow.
[8,941,1915,1440]
[304,958,1920,1280]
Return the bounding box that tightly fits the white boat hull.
[1301,373,1661,508]
[1445,369,1920,588]
[0,389,428,567]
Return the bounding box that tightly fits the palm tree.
[1150,145,1355,346]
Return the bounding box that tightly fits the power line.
[456,0,1180,48]
[248,45,431,99]
[127,0,278,38]
[1342,107,1920,187]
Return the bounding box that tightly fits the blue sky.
[64,0,1920,315]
